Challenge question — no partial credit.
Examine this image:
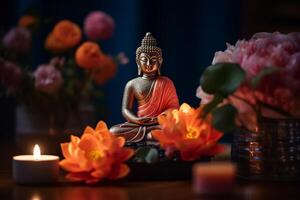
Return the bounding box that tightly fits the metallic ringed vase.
[231,117,300,181]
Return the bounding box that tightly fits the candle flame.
[33,144,41,160]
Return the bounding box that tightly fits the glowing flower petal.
[59,120,134,184]
[152,103,224,161]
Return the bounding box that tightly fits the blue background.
[0,0,242,140]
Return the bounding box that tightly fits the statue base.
[126,157,211,181]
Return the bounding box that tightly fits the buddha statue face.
[137,52,162,75]
[135,32,163,76]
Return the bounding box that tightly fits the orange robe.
[111,76,179,143]
[138,76,179,117]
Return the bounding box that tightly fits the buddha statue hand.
[139,116,158,125]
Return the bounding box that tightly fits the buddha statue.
[110,32,179,143]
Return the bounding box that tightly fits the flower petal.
[91,169,106,179]
[152,130,174,147]
[59,160,83,172]
[66,172,100,184]
[114,148,135,163]
[154,103,224,161]
[96,120,109,131]
[107,164,130,180]
[180,150,201,161]
[83,126,95,135]
[79,134,99,152]
[61,143,71,159]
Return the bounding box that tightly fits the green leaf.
[200,63,246,96]
[202,95,223,115]
[134,147,159,164]
[250,67,281,88]
[212,104,237,133]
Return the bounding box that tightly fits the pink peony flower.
[2,27,31,53]
[84,11,115,40]
[0,58,22,90]
[34,64,63,94]
[212,43,235,64]
[198,32,300,130]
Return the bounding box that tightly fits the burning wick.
[33,144,41,161]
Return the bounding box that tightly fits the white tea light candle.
[13,144,59,184]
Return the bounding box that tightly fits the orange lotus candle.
[13,144,59,184]
[193,162,236,195]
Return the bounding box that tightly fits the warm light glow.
[89,150,104,161]
[172,110,179,123]
[31,194,41,200]
[180,103,192,113]
[33,144,41,160]
[186,127,200,139]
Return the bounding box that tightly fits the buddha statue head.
[136,32,163,76]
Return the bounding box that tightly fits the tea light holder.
[13,144,59,184]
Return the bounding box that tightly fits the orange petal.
[61,143,71,159]
[180,150,200,161]
[117,137,126,147]
[79,134,99,152]
[208,131,223,142]
[151,130,174,147]
[45,32,69,53]
[158,114,167,126]
[70,135,80,144]
[107,164,130,180]
[177,139,202,152]
[91,169,106,179]
[66,172,100,184]
[65,173,84,182]
[59,160,83,172]
[95,121,109,132]
[93,156,112,171]
[53,20,81,47]
[114,148,135,163]
[75,42,102,69]
[179,103,193,113]
[83,126,95,135]
[79,159,94,172]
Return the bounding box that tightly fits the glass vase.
[231,117,300,181]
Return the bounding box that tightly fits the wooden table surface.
[1,140,300,200]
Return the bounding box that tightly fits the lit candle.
[193,162,236,195]
[13,144,59,184]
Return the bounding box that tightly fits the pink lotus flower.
[2,27,31,53]
[198,32,300,130]
[84,11,115,40]
[0,58,22,90]
[34,64,63,94]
